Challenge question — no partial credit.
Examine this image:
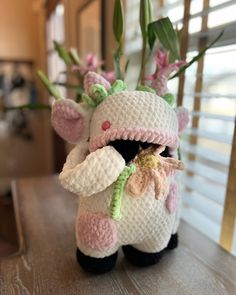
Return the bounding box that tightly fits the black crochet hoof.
[122,245,164,267]
[76,248,118,274]
[166,233,178,250]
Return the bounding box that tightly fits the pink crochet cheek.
[77,212,117,251]
[166,182,178,214]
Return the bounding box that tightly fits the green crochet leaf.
[136,85,156,94]
[81,93,96,107]
[163,93,175,106]
[108,80,127,95]
[90,84,108,104]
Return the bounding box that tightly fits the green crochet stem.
[110,164,136,221]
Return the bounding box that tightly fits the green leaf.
[37,70,63,100]
[148,17,180,62]
[69,48,80,65]
[3,103,51,112]
[170,30,224,79]
[54,41,71,65]
[53,82,79,89]
[147,23,156,50]
[138,0,152,84]
[140,0,153,40]
[124,59,130,74]
[113,43,123,79]
[113,0,124,43]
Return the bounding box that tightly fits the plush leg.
[166,233,178,250]
[76,248,118,274]
[122,245,164,267]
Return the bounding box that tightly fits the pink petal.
[101,71,116,84]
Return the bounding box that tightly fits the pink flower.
[86,54,103,70]
[73,54,103,76]
[146,49,185,97]
[101,71,116,84]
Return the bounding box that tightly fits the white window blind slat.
[185,128,233,144]
[185,92,236,99]
[182,175,226,205]
[189,21,236,50]
[125,0,236,252]
[184,160,228,186]
[181,205,220,243]
[191,111,235,122]
[181,143,230,166]
[174,0,236,22]
[182,191,223,224]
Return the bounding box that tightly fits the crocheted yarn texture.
[58,88,184,259]
[89,91,179,152]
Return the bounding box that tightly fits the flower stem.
[138,39,147,85]
[3,103,51,112]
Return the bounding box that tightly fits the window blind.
[46,3,66,100]
[178,0,236,250]
[125,0,236,253]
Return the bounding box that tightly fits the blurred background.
[0,0,235,257]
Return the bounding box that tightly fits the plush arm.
[59,146,126,197]
[62,141,89,170]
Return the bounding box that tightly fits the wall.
[0,0,37,60]
[64,0,116,69]
[0,0,53,180]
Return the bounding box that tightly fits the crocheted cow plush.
[51,72,189,273]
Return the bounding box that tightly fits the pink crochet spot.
[175,107,189,135]
[77,212,117,251]
[102,120,111,131]
[166,182,178,214]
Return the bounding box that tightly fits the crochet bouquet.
[34,0,221,274]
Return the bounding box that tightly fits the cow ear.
[51,99,92,144]
[175,106,189,135]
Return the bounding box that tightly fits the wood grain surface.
[0,176,236,295]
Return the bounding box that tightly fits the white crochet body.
[60,144,180,258]
[58,90,184,259]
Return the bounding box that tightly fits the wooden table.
[1,176,236,294]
